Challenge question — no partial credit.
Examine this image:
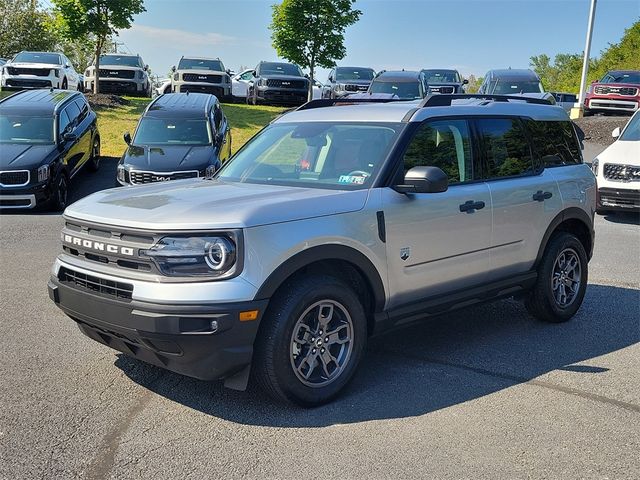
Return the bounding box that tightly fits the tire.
[253,274,368,407]
[61,78,68,90]
[87,136,101,172]
[525,232,588,323]
[50,173,69,212]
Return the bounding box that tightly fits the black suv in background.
[0,89,100,210]
[352,70,429,100]
[247,61,310,106]
[322,66,376,98]
[117,93,231,185]
[421,69,468,94]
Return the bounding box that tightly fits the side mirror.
[171,66,176,72]
[123,132,132,145]
[63,131,77,142]
[393,166,449,194]
[251,70,257,76]
[144,64,149,71]
[612,127,621,138]
[226,69,231,74]
[304,73,310,79]
[462,79,469,85]
[64,63,70,69]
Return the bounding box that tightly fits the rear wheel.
[525,232,588,323]
[87,137,101,171]
[253,274,367,407]
[61,78,68,90]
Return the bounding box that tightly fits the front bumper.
[2,75,56,89]
[597,187,640,211]
[48,271,269,381]
[174,82,231,97]
[0,182,53,209]
[86,79,145,94]
[256,86,307,105]
[586,97,639,113]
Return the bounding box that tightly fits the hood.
[428,81,462,86]
[93,64,141,71]
[0,144,56,169]
[598,140,640,166]
[260,74,308,81]
[178,68,225,75]
[65,179,368,230]
[122,145,215,171]
[6,62,59,69]
[338,79,371,86]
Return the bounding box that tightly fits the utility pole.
[571,0,597,119]
[112,41,125,53]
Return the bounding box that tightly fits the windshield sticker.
[338,175,366,185]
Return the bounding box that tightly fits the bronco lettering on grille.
[63,234,134,256]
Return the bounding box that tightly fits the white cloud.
[123,24,237,47]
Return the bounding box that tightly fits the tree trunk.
[308,60,314,102]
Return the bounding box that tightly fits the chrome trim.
[0,194,36,209]
[0,169,30,187]
[128,169,200,185]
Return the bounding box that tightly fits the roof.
[422,68,459,73]
[101,53,139,57]
[335,66,375,71]
[375,70,422,82]
[487,69,540,81]
[0,89,80,115]
[180,56,221,61]
[144,93,215,118]
[607,70,640,74]
[275,97,569,124]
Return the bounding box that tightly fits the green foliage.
[531,19,639,92]
[270,0,361,100]
[0,0,59,58]
[53,0,145,93]
[465,74,483,93]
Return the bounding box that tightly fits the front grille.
[6,79,51,88]
[0,170,29,186]
[7,67,51,76]
[58,267,133,300]
[99,69,136,79]
[344,84,369,92]
[183,73,222,83]
[266,79,306,89]
[603,163,640,182]
[129,170,199,184]
[97,81,137,93]
[594,86,638,96]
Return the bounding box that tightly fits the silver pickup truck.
[48,95,595,406]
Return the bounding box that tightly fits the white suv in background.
[1,51,80,91]
[592,110,640,213]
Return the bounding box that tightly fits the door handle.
[459,200,486,213]
[532,190,553,202]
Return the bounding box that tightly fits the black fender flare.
[535,207,594,265]
[254,244,386,312]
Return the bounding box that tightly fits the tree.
[270,0,361,101]
[0,0,58,58]
[53,0,145,93]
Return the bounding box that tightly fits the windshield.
[178,58,225,71]
[491,80,543,94]
[258,63,302,76]
[0,115,54,144]
[133,118,211,145]
[422,70,461,83]
[99,55,140,67]
[217,122,402,190]
[336,68,375,81]
[13,52,61,65]
[369,79,423,99]
[620,113,640,141]
[606,72,640,84]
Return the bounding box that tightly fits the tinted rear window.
[526,120,582,166]
[477,118,534,178]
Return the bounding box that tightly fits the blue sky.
[117,0,640,81]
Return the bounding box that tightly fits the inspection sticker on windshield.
[338,175,366,185]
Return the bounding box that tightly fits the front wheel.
[87,137,101,171]
[525,232,588,323]
[253,274,367,407]
[50,173,69,212]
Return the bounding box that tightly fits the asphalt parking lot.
[1,148,638,480]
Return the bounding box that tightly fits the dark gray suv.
[421,69,468,94]
[322,66,376,98]
[247,61,310,106]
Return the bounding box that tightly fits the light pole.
[571,0,598,119]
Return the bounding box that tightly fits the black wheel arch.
[535,207,594,266]
[254,244,387,325]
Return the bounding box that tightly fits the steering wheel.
[347,170,370,177]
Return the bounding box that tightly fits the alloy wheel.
[551,248,581,308]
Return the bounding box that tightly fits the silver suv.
[171,56,231,100]
[84,53,152,97]
[48,95,596,406]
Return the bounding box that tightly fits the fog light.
[210,320,219,332]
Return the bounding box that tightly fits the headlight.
[173,73,179,81]
[225,75,231,84]
[205,163,219,177]
[335,83,345,91]
[52,69,59,77]
[138,70,144,79]
[117,164,127,183]
[143,235,238,277]
[37,164,50,182]
[84,69,90,77]
[591,158,599,175]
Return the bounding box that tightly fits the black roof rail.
[418,94,553,108]
[296,97,404,111]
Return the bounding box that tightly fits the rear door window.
[525,120,582,167]
[58,110,71,135]
[476,118,535,179]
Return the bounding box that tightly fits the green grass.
[95,97,286,158]
[0,90,286,157]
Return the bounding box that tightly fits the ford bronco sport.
[48,94,595,406]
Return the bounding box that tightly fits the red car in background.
[585,70,640,115]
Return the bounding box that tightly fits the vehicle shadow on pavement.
[600,212,640,226]
[114,283,639,426]
[68,156,121,204]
